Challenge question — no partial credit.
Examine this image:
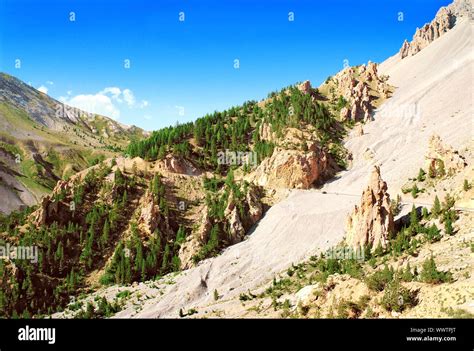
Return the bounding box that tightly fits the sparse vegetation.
[420,256,453,284]
[380,276,418,312]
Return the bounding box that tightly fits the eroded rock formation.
[178,186,263,269]
[33,180,73,227]
[399,0,472,59]
[333,62,391,122]
[249,145,328,189]
[345,165,394,250]
[425,134,467,174]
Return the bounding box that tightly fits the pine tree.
[134,240,143,274]
[122,190,128,206]
[409,205,419,232]
[141,259,146,281]
[171,255,181,271]
[151,174,160,199]
[101,218,110,248]
[411,184,419,198]
[432,196,441,218]
[175,226,186,246]
[161,243,170,273]
[422,207,429,220]
[444,215,454,236]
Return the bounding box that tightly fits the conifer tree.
[444,215,454,236]
[432,195,441,218]
[161,243,170,273]
[101,218,110,248]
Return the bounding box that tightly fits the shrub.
[391,195,402,216]
[401,263,415,282]
[381,277,418,312]
[365,265,394,291]
[411,184,420,199]
[409,205,420,232]
[444,216,454,236]
[420,256,453,284]
[442,194,455,212]
[422,207,429,220]
[424,224,441,243]
[436,159,446,177]
[417,168,426,182]
[463,179,471,192]
[336,299,363,319]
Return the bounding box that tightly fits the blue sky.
[0,0,451,131]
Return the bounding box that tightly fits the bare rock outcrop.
[249,144,328,189]
[178,186,263,269]
[297,80,312,95]
[399,0,472,59]
[250,126,331,189]
[425,134,467,174]
[224,200,246,244]
[333,62,391,122]
[32,180,73,227]
[258,122,276,142]
[154,155,201,176]
[345,166,394,250]
[136,190,170,237]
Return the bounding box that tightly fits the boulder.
[249,145,328,189]
[425,134,467,174]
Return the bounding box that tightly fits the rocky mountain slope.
[47,1,472,319]
[0,49,393,318]
[0,73,146,214]
[399,0,472,59]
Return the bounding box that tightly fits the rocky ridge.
[399,0,472,59]
[326,62,392,122]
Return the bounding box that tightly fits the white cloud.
[60,93,121,119]
[122,89,136,107]
[143,114,152,120]
[100,87,122,102]
[46,81,54,85]
[37,85,48,94]
[59,87,149,120]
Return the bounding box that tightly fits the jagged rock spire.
[345,165,394,251]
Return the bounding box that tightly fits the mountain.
[0,73,147,214]
[51,0,472,319]
[399,0,472,58]
[0,0,472,320]
[0,55,395,318]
